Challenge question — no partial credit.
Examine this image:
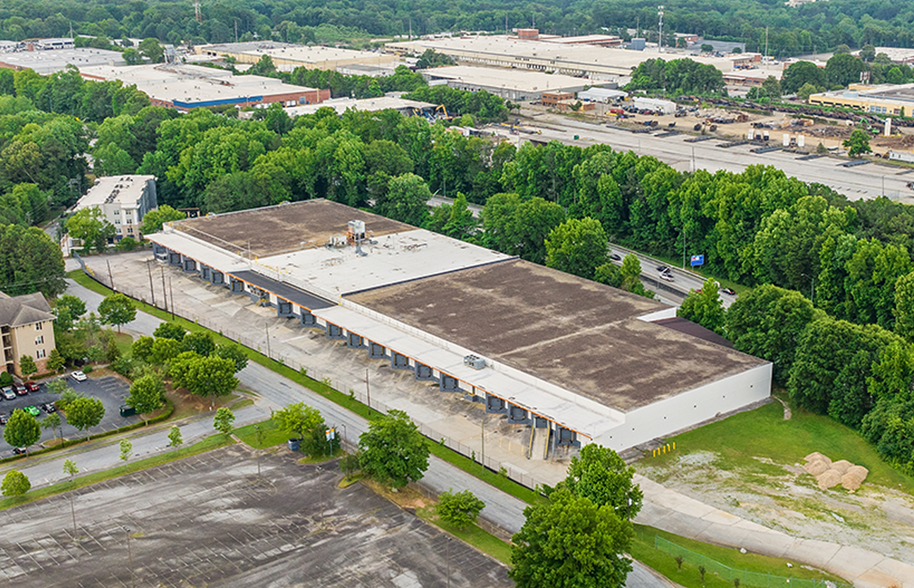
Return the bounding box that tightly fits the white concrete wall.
[592,362,772,451]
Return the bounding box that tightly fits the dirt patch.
[361,477,435,511]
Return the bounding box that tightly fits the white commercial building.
[196,42,400,72]
[578,87,627,102]
[633,97,677,114]
[74,175,157,240]
[0,47,126,75]
[147,200,771,455]
[420,65,606,101]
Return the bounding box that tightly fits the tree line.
[2,0,914,56]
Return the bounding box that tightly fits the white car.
[70,371,88,382]
[659,273,675,282]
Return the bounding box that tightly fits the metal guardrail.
[654,536,851,588]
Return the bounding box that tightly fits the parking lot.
[0,445,511,587]
[0,374,140,454]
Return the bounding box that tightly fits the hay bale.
[816,469,842,490]
[847,465,868,481]
[805,452,830,465]
[831,460,852,475]
[841,472,864,491]
[804,460,829,476]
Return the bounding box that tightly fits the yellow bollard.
[673,442,676,451]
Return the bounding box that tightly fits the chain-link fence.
[654,536,850,588]
[78,258,553,494]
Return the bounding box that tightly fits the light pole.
[124,526,134,588]
[265,322,271,360]
[255,425,262,477]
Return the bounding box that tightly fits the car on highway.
[40,403,57,414]
[609,253,621,261]
[656,265,670,273]
[24,406,40,417]
[13,383,27,396]
[660,273,675,282]
[70,370,87,382]
[24,381,40,392]
[720,287,736,296]
[1,387,16,401]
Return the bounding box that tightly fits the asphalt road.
[62,277,671,587]
[524,112,914,203]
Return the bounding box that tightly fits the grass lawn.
[629,525,845,588]
[638,393,914,491]
[69,269,547,506]
[233,419,292,449]
[109,331,135,356]
[417,505,513,565]
[0,434,233,512]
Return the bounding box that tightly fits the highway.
[520,112,914,203]
[56,278,673,588]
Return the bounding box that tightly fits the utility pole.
[161,268,167,317]
[146,260,155,306]
[682,229,687,269]
[365,368,371,415]
[447,537,451,588]
[265,322,271,359]
[106,259,115,292]
[124,527,135,588]
[657,5,664,53]
[764,26,769,64]
[480,416,485,467]
[168,277,175,320]
[255,425,262,477]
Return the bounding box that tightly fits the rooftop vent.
[464,355,487,370]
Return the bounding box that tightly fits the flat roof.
[170,200,411,258]
[388,35,738,76]
[346,259,765,412]
[421,65,594,93]
[283,96,435,117]
[0,48,125,74]
[78,64,318,105]
[199,42,397,66]
[75,175,154,210]
[545,35,621,44]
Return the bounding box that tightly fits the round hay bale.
[847,465,868,481]
[804,460,829,476]
[831,460,852,474]
[841,472,863,491]
[816,469,842,490]
[805,452,830,464]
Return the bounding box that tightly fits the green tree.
[545,217,608,280]
[678,278,726,335]
[153,322,187,341]
[339,452,361,481]
[860,45,877,63]
[122,48,141,65]
[151,337,183,364]
[126,374,165,425]
[167,425,183,452]
[380,173,431,226]
[66,207,116,253]
[726,284,821,384]
[182,355,238,407]
[825,53,866,87]
[437,489,486,527]
[358,409,429,489]
[1,470,30,497]
[843,129,872,158]
[119,439,133,467]
[272,402,324,441]
[138,38,164,63]
[0,224,66,297]
[761,76,782,100]
[47,348,65,373]
[65,396,106,440]
[562,444,643,520]
[47,378,70,395]
[54,294,87,333]
[41,412,62,441]
[509,488,633,588]
[19,355,37,378]
[797,82,819,101]
[214,342,248,372]
[781,61,826,94]
[131,336,156,362]
[213,406,235,436]
[3,408,41,452]
[140,205,185,235]
[106,334,121,363]
[619,254,653,298]
[97,293,136,333]
[182,331,215,357]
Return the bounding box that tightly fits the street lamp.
[124,526,135,588]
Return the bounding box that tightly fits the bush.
[437,488,485,527]
[0,372,12,387]
[82,365,94,374]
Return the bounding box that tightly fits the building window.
[35,335,43,345]
[127,228,134,234]
[115,220,121,225]
[36,349,46,359]
[114,209,120,215]
[35,322,42,331]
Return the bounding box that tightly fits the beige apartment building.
[0,292,56,377]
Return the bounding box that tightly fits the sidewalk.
[634,474,914,588]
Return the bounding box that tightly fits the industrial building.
[79,64,329,111]
[387,34,738,80]
[147,200,771,454]
[196,42,400,73]
[0,47,126,74]
[578,87,628,102]
[280,96,436,118]
[421,65,603,101]
[73,175,157,240]
[810,83,914,116]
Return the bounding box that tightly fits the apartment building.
[74,175,157,240]
[0,292,56,377]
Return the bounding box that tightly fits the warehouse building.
[79,63,329,111]
[421,65,603,101]
[280,96,436,118]
[810,83,914,116]
[147,200,770,454]
[0,47,126,74]
[196,41,400,73]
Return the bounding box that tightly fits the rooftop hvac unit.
[348,219,366,241]
[464,354,487,370]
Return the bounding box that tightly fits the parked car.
[24,381,40,392]
[24,406,39,417]
[70,370,87,382]
[0,414,7,425]
[120,405,137,417]
[11,447,25,456]
[1,387,15,401]
[720,287,736,296]
[40,403,57,414]
[13,384,27,396]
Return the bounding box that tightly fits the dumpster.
[287,438,301,451]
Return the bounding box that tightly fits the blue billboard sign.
[690,254,705,267]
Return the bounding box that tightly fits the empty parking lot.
[0,444,511,587]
